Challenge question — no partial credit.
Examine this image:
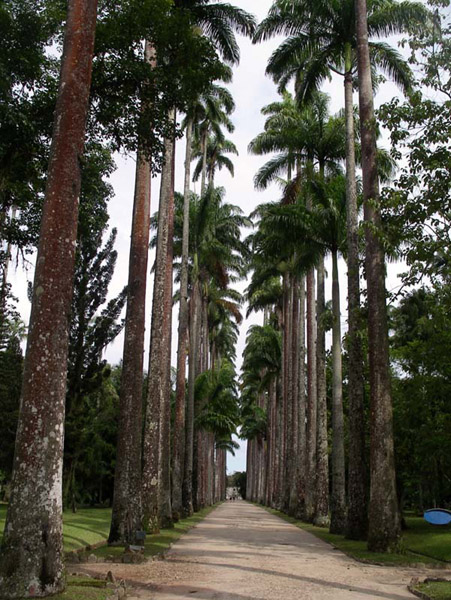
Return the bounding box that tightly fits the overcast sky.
[10,0,410,474]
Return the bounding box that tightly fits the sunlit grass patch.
[262,505,450,568]
[94,504,218,559]
[412,580,451,600]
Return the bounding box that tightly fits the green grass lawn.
[93,504,217,559]
[1,503,217,559]
[412,581,451,600]
[0,505,111,553]
[264,506,451,568]
[51,577,112,600]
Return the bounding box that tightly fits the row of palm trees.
[241,0,428,553]
[0,1,256,597]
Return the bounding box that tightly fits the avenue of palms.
[0,0,450,598]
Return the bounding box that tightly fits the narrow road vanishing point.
[82,501,427,599]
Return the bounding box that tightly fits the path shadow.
[168,559,412,600]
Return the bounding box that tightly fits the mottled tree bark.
[329,251,347,534]
[297,278,307,518]
[355,0,401,552]
[344,43,368,541]
[314,257,329,527]
[182,279,200,516]
[0,1,98,596]
[172,119,193,520]
[283,274,292,510]
[305,265,317,521]
[142,111,176,530]
[109,41,155,545]
[289,278,300,515]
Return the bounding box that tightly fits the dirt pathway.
[80,501,435,599]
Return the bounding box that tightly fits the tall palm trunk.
[329,250,347,534]
[314,256,329,526]
[201,129,208,195]
[305,264,317,520]
[297,278,307,518]
[109,41,155,545]
[182,277,201,516]
[172,118,193,520]
[283,273,292,510]
[288,276,300,515]
[344,41,368,541]
[355,0,400,551]
[0,1,98,596]
[142,109,176,530]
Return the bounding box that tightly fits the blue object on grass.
[424,509,451,525]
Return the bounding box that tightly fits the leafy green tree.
[391,288,451,512]
[255,0,426,541]
[0,316,25,487]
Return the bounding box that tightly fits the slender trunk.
[305,264,317,521]
[182,279,201,516]
[355,0,401,551]
[201,129,208,196]
[314,256,329,526]
[329,250,347,534]
[0,1,97,596]
[344,42,368,541]
[142,110,176,530]
[172,118,193,520]
[297,278,307,518]
[288,278,300,515]
[283,274,292,510]
[109,41,155,545]
[274,377,282,508]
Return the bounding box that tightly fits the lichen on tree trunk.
[355,0,401,552]
[109,42,155,546]
[0,1,98,597]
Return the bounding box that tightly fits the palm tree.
[255,0,426,540]
[0,1,98,596]
[190,85,235,194]
[249,92,345,520]
[192,135,238,188]
[109,41,156,545]
[171,1,255,516]
[171,187,249,514]
[355,0,401,552]
[142,0,255,523]
[142,113,177,530]
[173,77,234,519]
[308,174,348,534]
[241,324,282,504]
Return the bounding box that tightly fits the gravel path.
[80,501,435,599]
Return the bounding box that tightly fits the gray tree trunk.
[0,1,98,596]
[297,278,307,519]
[314,256,329,527]
[355,0,401,551]
[329,250,347,534]
[344,42,368,542]
[183,279,201,516]
[172,118,193,520]
[305,265,317,521]
[142,110,176,530]
[288,278,300,515]
[109,40,155,545]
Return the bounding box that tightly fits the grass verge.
[262,506,450,568]
[93,504,218,560]
[45,576,112,600]
[411,581,451,600]
[2,503,219,559]
[0,505,111,553]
